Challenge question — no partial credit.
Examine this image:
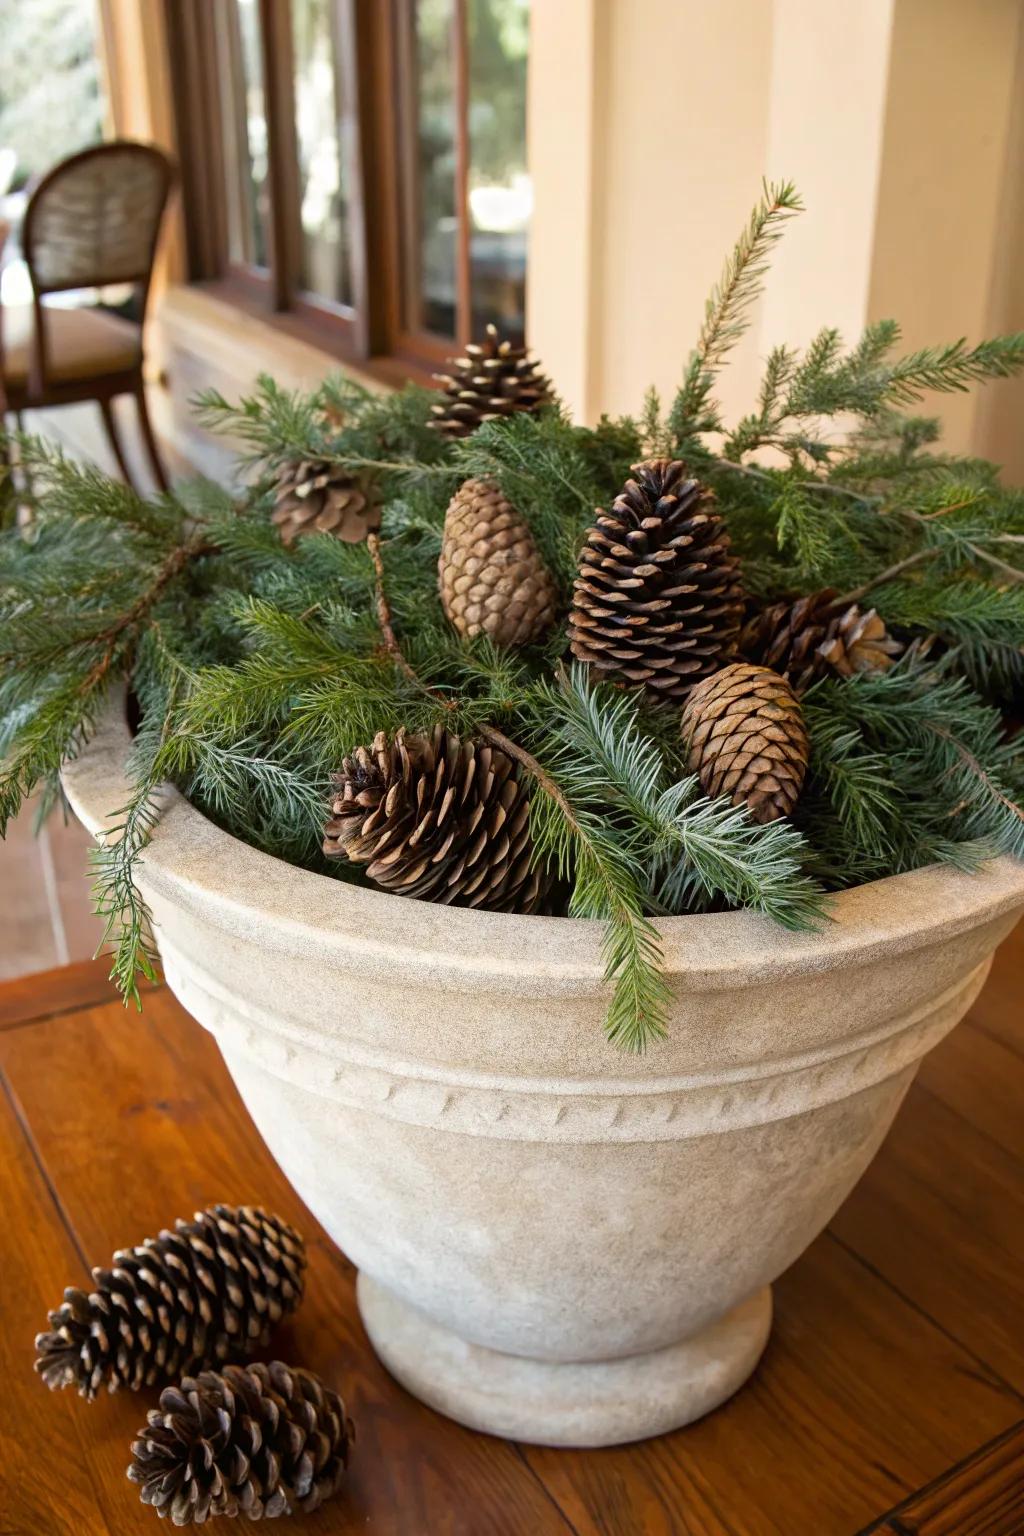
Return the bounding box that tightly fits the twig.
[78,533,215,694]
[832,548,938,607]
[927,723,1024,823]
[325,454,452,477]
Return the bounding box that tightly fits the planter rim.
[61,692,1024,989]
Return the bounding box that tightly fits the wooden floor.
[1,928,1023,1536]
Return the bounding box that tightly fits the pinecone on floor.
[272,459,381,544]
[323,726,547,913]
[438,478,558,647]
[740,588,902,692]
[680,662,809,823]
[35,1206,306,1401]
[429,325,553,439]
[568,459,745,702]
[128,1360,352,1524]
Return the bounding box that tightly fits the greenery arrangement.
[3,182,1024,1052]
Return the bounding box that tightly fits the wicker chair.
[0,142,174,491]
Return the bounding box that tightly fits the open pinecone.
[128,1360,352,1524]
[568,459,744,701]
[272,459,381,544]
[740,588,902,692]
[429,324,553,439]
[323,726,547,913]
[438,477,558,647]
[680,662,809,823]
[35,1206,306,1401]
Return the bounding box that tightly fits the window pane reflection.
[291,0,353,307]
[467,0,529,345]
[215,0,269,269]
[404,0,457,337]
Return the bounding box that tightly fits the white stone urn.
[62,699,1024,1447]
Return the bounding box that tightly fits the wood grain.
[0,959,138,1031]
[0,914,1022,1535]
[0,1084,119,1535]
[861,1421,1024,1535]
[522,1233,1021,1536]
[0,993,573,1535]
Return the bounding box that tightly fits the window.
[169,0,531,374]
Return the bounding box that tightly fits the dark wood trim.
[164,0,226,280]
[163,0,483,373]
[259,0,301,311]
[858,1420,1024,1534]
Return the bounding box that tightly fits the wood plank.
[0,959,135,1031]
[0,990,575,1535]
[522,1233,1021,1536]
[917,1019,1024,1164]
[961,919,1024,1061]
[0,1081,119,1535]
[861,1421,1024,1535]
[830,1080,1024,1390]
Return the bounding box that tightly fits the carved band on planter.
[63,697,1024,1449]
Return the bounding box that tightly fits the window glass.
[407,0,458,337]
[467,0,529,344]
[215,0,270,270]
[291,0,354,307]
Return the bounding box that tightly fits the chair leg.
[98,397,138,491]
[134,382,170,493]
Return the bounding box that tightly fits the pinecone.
[568,459,745,702]
[272,460,381,544]
[429,324,553,439]
[35,1206,306,1401]
[323,726,547,913]
[128,1360,352,1523]
[680,662,809,823]
[438,478,558,647]
[740,588,902,692]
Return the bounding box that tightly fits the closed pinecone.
[568,459,744,701]
[740,588,902,692]
[323,726,546,913]
[128,1360,352,1524]
[438,478,558,647]
[35,1206,306,1401]
[272,459,381,544]
[680,662,809,823]
[430,324,553,439]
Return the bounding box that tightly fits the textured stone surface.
[62,699,1024,1446]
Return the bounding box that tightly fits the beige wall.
[529,0,1024,477]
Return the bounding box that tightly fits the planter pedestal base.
[357,1272,773,1448]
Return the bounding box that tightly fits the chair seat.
[1,303,141,390]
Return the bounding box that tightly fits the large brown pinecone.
[740,588,902,692]
[128,1360,352,1524]
[438,478,558,647]
[429,324,553,439]
[568,459,745,702]
[35,1206,306,1401]
[272,459,381,544]
[323,726,547,913]
[680,662,809,823]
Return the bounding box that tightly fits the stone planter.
[62,699,1024,1447]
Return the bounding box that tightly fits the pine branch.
[670,180,803,444]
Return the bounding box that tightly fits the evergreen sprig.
[3,181,1023,1050]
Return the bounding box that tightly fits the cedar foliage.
[2,182,1023,1049]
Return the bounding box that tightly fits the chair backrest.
[22,141,174,298]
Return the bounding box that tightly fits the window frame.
[166,0,525,376]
